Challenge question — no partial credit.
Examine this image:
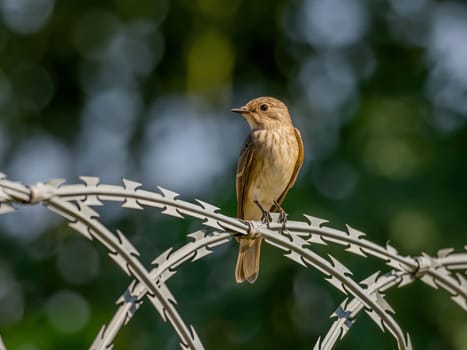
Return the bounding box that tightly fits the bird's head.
[232,96,292,129]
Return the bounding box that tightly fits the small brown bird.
[232,96,304,283]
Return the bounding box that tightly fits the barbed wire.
[0,173,466,349]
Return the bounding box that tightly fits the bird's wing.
[274,127,305,207]
[236,133,255,219]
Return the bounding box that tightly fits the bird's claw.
[254,199,272,228]
[261,211,272,226]
[273,200,288,233]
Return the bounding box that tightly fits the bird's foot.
[273,200,288,232]
[254,199,272,227]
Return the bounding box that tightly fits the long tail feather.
[235,237,262,283]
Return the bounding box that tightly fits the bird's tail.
[235,237,262,283]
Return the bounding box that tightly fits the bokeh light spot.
[46,290,90,334]
[186,30,234,96]
[7,136,71,184]
[389,209,439,253]
[364,138,421,179]
[0,0,54,34]
[300,0,368,48]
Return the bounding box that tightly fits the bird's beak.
[231,106,250,114]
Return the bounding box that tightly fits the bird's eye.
[260,104,268,111]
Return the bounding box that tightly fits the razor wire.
[0,173,466,350]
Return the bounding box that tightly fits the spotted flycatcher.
[232,96,304,283]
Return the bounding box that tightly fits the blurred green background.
[0,0,466,349]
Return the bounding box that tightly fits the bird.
[231,96,304,283]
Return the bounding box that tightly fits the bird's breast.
[248,128,299,206]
